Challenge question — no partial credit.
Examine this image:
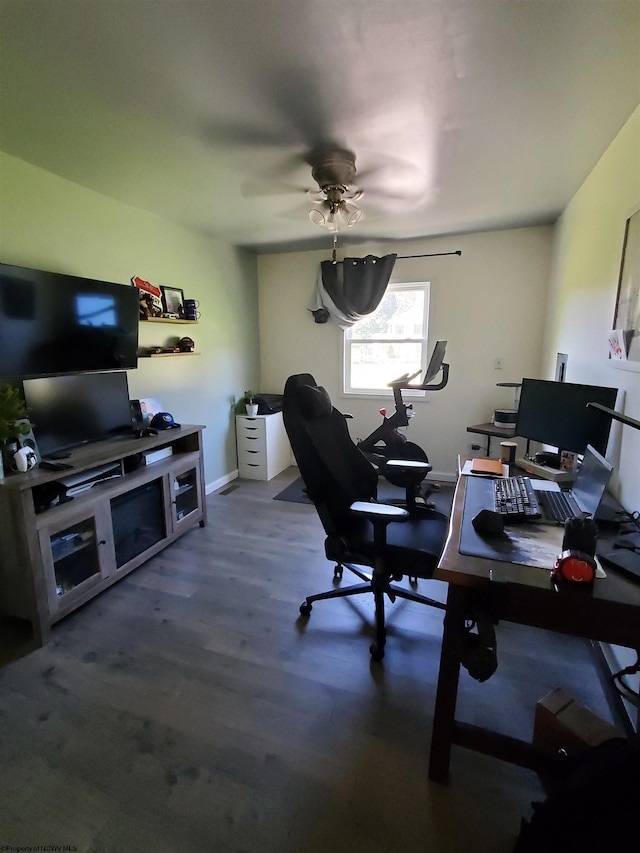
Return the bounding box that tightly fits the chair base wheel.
[333,564,343,580]
[300,602,312,617]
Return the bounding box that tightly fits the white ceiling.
[1,0,638,254]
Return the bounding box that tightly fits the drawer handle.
[247,450,259,454]
[248,463,259,467]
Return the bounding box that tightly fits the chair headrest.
[296,384,332,420]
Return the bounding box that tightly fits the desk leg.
[428,584,467,783]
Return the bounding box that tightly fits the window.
[343,282,430,394]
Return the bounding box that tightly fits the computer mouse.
[472,509,505,537]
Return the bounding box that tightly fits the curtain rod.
[330,250,462,263]
[396,250,462,260]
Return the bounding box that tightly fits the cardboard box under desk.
[533,687,621,790]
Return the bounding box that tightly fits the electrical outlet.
[494,358,503,370]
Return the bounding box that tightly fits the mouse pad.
[460,475,563,570]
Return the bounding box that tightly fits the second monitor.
[515,378,618,460]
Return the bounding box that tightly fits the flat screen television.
[23,371,135,458]
[0,262,139,378]
[515,378,618,457]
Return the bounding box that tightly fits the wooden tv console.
[0,425,206,649]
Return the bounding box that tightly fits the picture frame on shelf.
[160,286,185,318]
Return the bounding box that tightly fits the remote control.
[40,460,74,471]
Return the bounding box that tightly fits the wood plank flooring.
[0,468,616,852]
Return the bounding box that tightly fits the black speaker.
[15,419,40,463]
[562,516,598,555]
[129,399,145,431]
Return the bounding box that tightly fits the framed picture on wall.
[160,286,185,318]
[612,205,640,366]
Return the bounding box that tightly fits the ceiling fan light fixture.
[307,151,365,232]
[309,196,362,231]
[326,210,339,232]
[339,201,362,227]
[309,208,327,227]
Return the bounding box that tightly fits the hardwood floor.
[0,468,616,852]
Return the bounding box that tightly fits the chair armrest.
[350,501,409,520]
[386,459,432,473]
[350,500,408,550]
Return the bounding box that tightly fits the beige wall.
[258,226,553,479]
[0,152,260,488]
[544,107,640,510]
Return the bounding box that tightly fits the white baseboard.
[206,469,238,495]
[206,466,455,496]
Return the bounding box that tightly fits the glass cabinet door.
[172,466,199,524]
[47,517,102,599]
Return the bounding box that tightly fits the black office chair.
[283,373,449,660]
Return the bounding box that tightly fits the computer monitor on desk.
[515,378,618,461]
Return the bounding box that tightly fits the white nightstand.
[235,411,292,480]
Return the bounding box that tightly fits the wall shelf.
[142,351,201,358]
[140,317,198,325]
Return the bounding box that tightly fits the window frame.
[342,281,431,398]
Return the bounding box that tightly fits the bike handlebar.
[388,369,422,387]
[389,363,450,392]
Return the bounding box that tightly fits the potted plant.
[243,390,259,417]
[0,384,31,478]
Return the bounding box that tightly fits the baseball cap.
[150,412,181,430]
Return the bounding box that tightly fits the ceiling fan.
[236,134,428,230]
[306,148,364,232]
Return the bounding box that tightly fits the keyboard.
[493,476,541,520]
[538,489,575,524]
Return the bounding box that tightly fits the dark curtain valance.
[308,254,397,327]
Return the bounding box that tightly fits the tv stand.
[0,425,206,651]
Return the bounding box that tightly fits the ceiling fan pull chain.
[332,233,337,264]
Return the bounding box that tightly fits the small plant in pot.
[0,384,31,477]
[243,390,259,417]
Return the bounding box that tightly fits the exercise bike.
[356,340,449,511]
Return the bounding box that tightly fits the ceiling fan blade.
[240,179,309,198]
[354,151,429,199]
[280,195,338,220]
[200,119,293,150]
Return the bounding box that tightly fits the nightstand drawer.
[236,417,266,440]
[237,446,265,464]
[239,458,268,479]
[237,432,267,454]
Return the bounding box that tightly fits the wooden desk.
[428,472,640,784]
[466,422,516,456]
